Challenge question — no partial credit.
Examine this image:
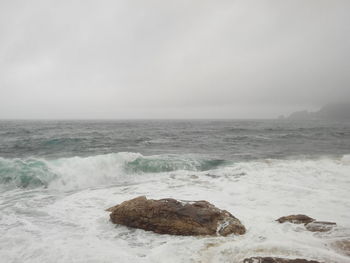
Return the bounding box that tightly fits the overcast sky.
[0,0,349,119]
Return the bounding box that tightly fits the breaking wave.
[0,153,228,190]
[0,158,56,188]
[125,156,227,173]
[1,153,349,191]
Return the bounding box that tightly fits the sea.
[0,119,349,263]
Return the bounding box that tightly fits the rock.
[276,215,336,233]
[331,239,350,256]
[107,196,246,236]
[105,206,117,212]
[243,257,322,263]
[276,215,315,224]
[287,103,350,120]
[305,221,336,232]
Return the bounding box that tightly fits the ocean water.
[0,120,349,263]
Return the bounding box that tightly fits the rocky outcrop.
[107,196,246,236]
[276,215,315,224]
[287,103,350,120]
[243,257,322,263]
[276,214,336,232]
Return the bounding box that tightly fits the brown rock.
[243,257,322,263]
[276,215,337,233]
[105,206,118,212]
[305,221,336,232]
[107,196,246,236]
[276,215,315,224]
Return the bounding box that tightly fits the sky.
[0,0,349,119]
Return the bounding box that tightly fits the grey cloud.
[0,0,349,119]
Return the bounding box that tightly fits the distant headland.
[281,103,350,120]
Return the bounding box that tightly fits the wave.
[1,153,349,191]
[0,158,57,188]
[42,137,84,146]
[223,135,272,141]
[125,156,226,173]
[0,153,227,190]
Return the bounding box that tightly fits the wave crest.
[125,156,226,173]
[1,153,348,191]
[0,158,56,188]
[0,153,227,190]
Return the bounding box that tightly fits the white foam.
[341,154,350,165]
[46,152,142,190]
[1,156,350,262]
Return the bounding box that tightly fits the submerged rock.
[276,214,336,232]
[331,239,350,256]
[243,257,322,263]
[107,196,246,236]
[276,214,315,224]
[305,221,336,232]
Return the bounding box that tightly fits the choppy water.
[0,120,349,263]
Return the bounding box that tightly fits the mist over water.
[1,1,350,119]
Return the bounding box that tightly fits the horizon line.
[0,117,282,121]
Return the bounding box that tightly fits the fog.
[1,0,349,119]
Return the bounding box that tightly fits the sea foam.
[0,154,350,262]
